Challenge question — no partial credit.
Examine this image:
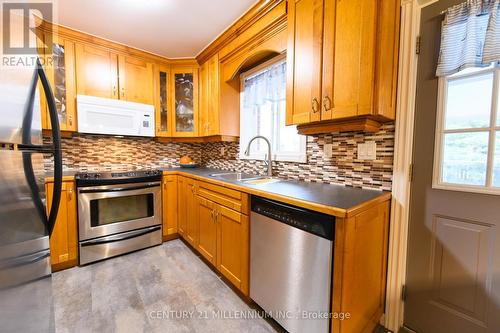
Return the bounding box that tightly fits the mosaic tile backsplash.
[44,123,394,191]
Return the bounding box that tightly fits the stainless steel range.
[76,170,163,265]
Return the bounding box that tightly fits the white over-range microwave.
[77,95,155,137]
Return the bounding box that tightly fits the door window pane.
[175,73,194,132]
[445,73,493,130]
[497,83,500,127]
[493,132,500,187]
[442,132,489,186]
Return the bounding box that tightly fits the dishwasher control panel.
[251,196,335,240]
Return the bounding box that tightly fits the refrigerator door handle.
[37,58,63,237]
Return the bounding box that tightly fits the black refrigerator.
[0,22,63,333]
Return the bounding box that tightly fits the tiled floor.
[52,240,277,333]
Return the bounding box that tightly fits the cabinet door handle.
[163,182,167,190]
[323,96,332,112]
[68,187,73,201]
[68,115,73,127]
[113,85,117,97]
[121,87,125,98]
[312,97,320,113]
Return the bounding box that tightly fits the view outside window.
[436,66,500,191]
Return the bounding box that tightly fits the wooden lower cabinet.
[331,200,390,333]
[216,204,249,295]
[45,180,78,272]
[162,175,178,240]
[177,176,199,247]
[178,178,250,295]
[177,176,187,236]
[197,196,217,265]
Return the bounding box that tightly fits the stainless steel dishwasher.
[250,196,335,333]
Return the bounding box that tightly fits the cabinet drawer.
[196,180,249,214]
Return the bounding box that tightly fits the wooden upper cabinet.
[46,181,78,271]
[199,54,221,137]
[287,0,400,133]
[325,0,399,122]
[286,0,324,125]
[171,65,199,137]
[207,54,221,136]
[42,35,77,132]
[155,64,171,137]
[75,44,118,99]
[199,61,209,135]
[323,0,383,119]
[118,55,154,104]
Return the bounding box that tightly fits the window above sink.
[239,55,307,163]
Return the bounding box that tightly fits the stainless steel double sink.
[208,172,281,185]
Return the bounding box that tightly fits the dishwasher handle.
[251,196,335,241]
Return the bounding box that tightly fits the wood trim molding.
[296,117,384,135]
[163,234,180,242]
[196,0,286,64]
[39,20,173,65]
[384,0,422,331]
[156,135,239,143]
[218,15,287,65]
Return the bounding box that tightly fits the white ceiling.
[52,0,258,58]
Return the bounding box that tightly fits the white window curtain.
[436,0,500,76]
[242,61,286,108]
[240,57,307,163]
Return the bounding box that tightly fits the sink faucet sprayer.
[244,136,273,177]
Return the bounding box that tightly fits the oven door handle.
[80,226,161,247]
[78,183,160,194]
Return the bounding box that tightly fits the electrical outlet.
[357,142,377,160]
[324,144,333,158]
[220,147,225,156]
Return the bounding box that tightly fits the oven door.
[78,182,161,241]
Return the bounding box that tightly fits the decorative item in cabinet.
[171,66,199,137]
[155,64,170,137]
[43,35,77,132]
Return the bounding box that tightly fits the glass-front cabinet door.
[155,64,170,137]
[171,66,198,137]
[43,35,77,132]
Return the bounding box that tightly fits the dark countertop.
[47,167,390,216]
[160,167,390,213]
